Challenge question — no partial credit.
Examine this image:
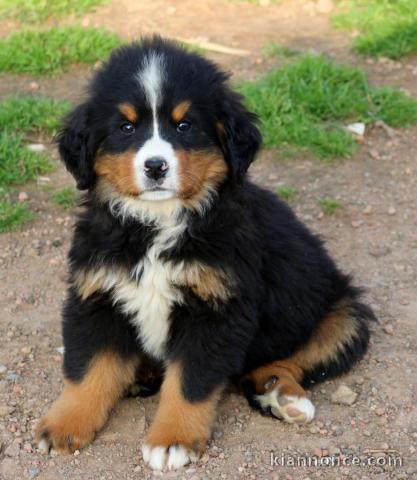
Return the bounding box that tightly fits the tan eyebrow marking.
[172,100,192,123]
[118,103,138,123]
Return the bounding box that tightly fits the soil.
[0,1,416,479]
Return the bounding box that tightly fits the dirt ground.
[0,1,416,479]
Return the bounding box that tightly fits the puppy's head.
[59,37,261,208]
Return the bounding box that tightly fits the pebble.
[29,81,39,91]
[0,405,16,416]
[387,207,396,215]
[28,466,40,478]
[0,364,7,375]
[362,205,373,215]
[18,192,29,202]
[383,324,394,335]
[347,122,365,136]
[375,407,385,416]
[331,385,357,406]
[27,144,46,153]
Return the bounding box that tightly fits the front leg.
[36,288,139,453]
[142,362,222,470]
[36,351,137,453]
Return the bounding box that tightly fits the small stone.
[18,191,29,202]
[375,407,385,416]
[0,364,7,375]
[387,207,396,215]
[313,447,323,457]
[309,426,320,434]
[28,466,40,478]
[56,346,65,355]
[368,149,381,160]
[331,385,357,406]
[347,122,365,137]
[73,449,80,456]
[27,144,46,153]
[351,220,362,229]
[363,430,371,437]
[21,346,32,354]
[29,81,40,91]
[4,442,21,457]
[0,405,15,416]
[362,205,373,215]
[383,324,394,335]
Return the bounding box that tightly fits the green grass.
[333,0,417,59]
[52,187,78,209]
[0,132,53,187]
[0,26,123,75]
[0,96,71,232]
[263,42,300,58]
[0,97,70,188]
[0,96,70,134]
[318,198,341,215]
[239,54,417,159]
[0,0,108,23]
[276,185,298,201]
[0,200,35,233]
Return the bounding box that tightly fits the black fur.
[59,37,375,411]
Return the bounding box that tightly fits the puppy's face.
[59,39,261,210]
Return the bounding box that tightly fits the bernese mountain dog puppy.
[35,37,375,470]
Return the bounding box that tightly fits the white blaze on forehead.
[134,51,179,199]
[137,52,165,132]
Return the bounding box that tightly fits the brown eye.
[177,120,192,133]
[120,122,135,135]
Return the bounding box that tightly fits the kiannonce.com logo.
[270,451,403,468]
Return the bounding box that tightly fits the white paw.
[255,389,315,424]
[142,443,199,470]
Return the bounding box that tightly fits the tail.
[296,287,376,388]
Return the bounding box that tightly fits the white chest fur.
[111,215,187,359]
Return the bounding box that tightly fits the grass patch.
[0,200,35,233]
[0,96,70,134]
[333,0,417,59]
[276,185,297,201]
[0,132,53,187]
[0,97,70,188]
[0,26,123,75]
[239,54,417,159]
[52,187,78,209]
[263,42,300,58]
[0,0,108,23]
[318,198,341,215]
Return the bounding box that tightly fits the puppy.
[36,37,375,470]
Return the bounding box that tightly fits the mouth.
[139,187,177,201]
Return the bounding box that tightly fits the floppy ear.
[218,90,262,182]
[57,103,98,190]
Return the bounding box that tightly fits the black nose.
[144,157,168,180]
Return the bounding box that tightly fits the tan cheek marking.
[172,100,192,123]
[35,353,137,453]
[118,103,138,123]
[94,151,140,197]
[176,149,228,200]
[145,362,221,452]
